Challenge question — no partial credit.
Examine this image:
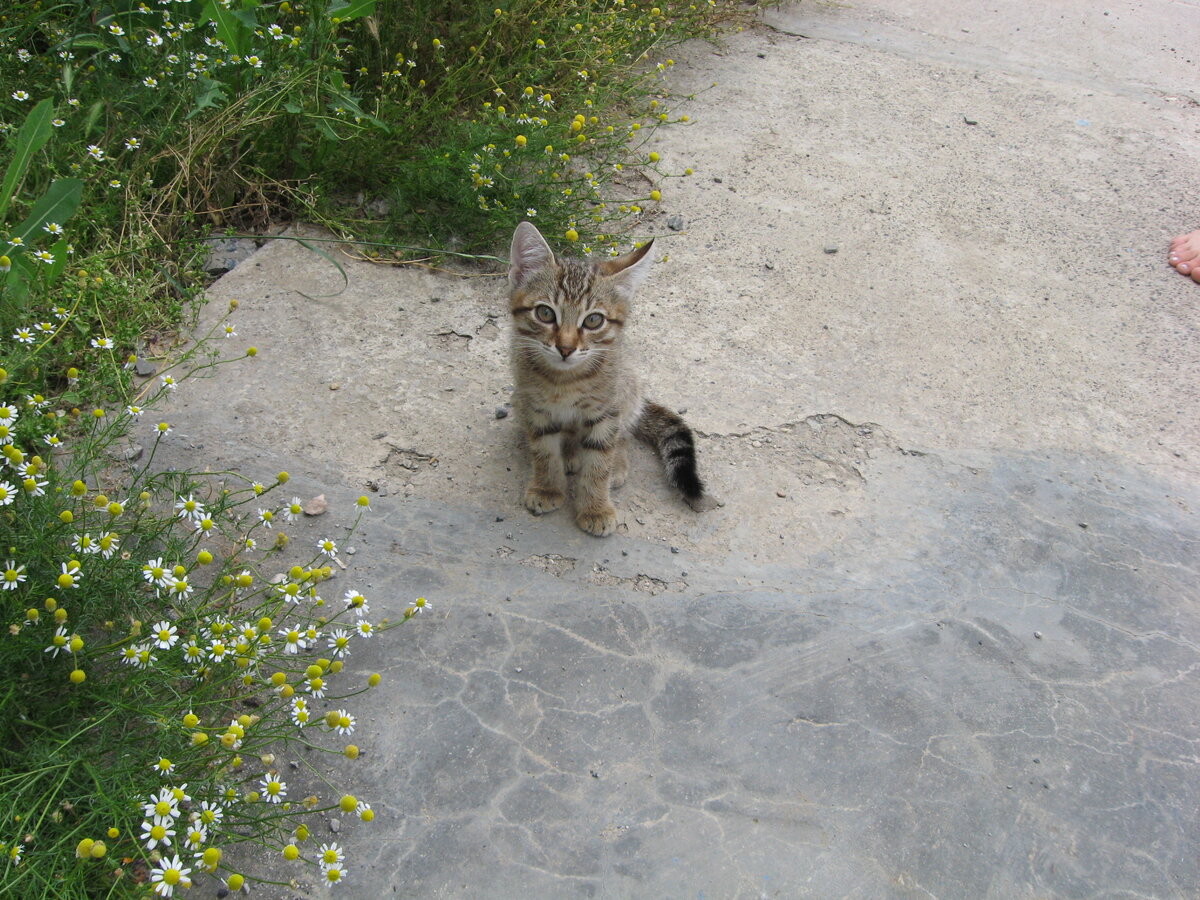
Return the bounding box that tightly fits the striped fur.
[633,401,706,508]
[508,221,713,535]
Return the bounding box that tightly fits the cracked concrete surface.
[149,1,1198,897]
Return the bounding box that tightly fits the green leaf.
[200,0,253,56]
[312,116,342,141]
[46,237,70,286]
[189,77,228,118]
[0,99,54,223]
[329,0,376,20]
[9,180,84,251]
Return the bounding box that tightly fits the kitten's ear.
[509,221,555,289]
[599,239,655,298]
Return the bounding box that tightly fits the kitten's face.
[511,260,627,373]
[508,223,653,377]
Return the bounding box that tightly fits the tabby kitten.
[507,221,715,537]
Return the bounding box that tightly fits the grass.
[0,0,766,894]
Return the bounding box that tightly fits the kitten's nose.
[557,344,575,359]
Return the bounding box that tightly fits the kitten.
[507,221,716,537]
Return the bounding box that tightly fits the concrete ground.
[154,1,1199,897]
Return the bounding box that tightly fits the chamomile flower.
[142,557,170,588]
[2,560,27,591]
[97,532,119,559]
[258,775,287,803]
[149,853,191,896]
[0,406,16,426]
[168,576,193,600]
[343,590,369,616]
[317,841,345,869]
[326,628,352,658]
[208,639,229,662]
[160,374,178,391]
[277,580,302,603]
[282,496,303,522]
[46,626,69,657]
[71,533,99,555]
[126,404,145,417]
[0,483,15,506]
[257,507,275,528]
[409,596,431,614]
[129,643,157,669]
[140,819,174,850]
[150,620,179,650]
[174,494,204,522]
[43,222,64,236]
[11,90,29,102]
[329,710,355,735]
[291,698,311,727]
[223,323,237,338]
[153,757,176,776]
[90,336,114,349]
[316,537,338,558]
[182,824,207,851]
[322,863,347,885]
[12,327,35,345]
[195,800,224,827]
[125,136,142,150]
[44,433,63,448]
[86,144,105,161]
[278,627,307,654]
[143,787,180,823]
[56,559,81,587]
[108,23,125,36]
[355,620,375,639]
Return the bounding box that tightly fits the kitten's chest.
[517,374,636,427]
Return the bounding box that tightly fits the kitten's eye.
[582,312,605,329]
[534,305,556,324]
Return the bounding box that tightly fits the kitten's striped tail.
[633,401,712,511]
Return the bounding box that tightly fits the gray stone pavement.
[152,1,1199,897]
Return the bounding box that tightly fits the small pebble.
[495,407,509,419]
[824,244,839,254]
[963,115,979,125]
[330,382,341,391]
[776,490,787,498]
[329,818,340,833]
[666,214,686,231]
[670,546,680,554]
[346,546,356,556]
[1034,631,1043,639]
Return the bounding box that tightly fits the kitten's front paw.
[576,504,617,537]
[524,486,565,515]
